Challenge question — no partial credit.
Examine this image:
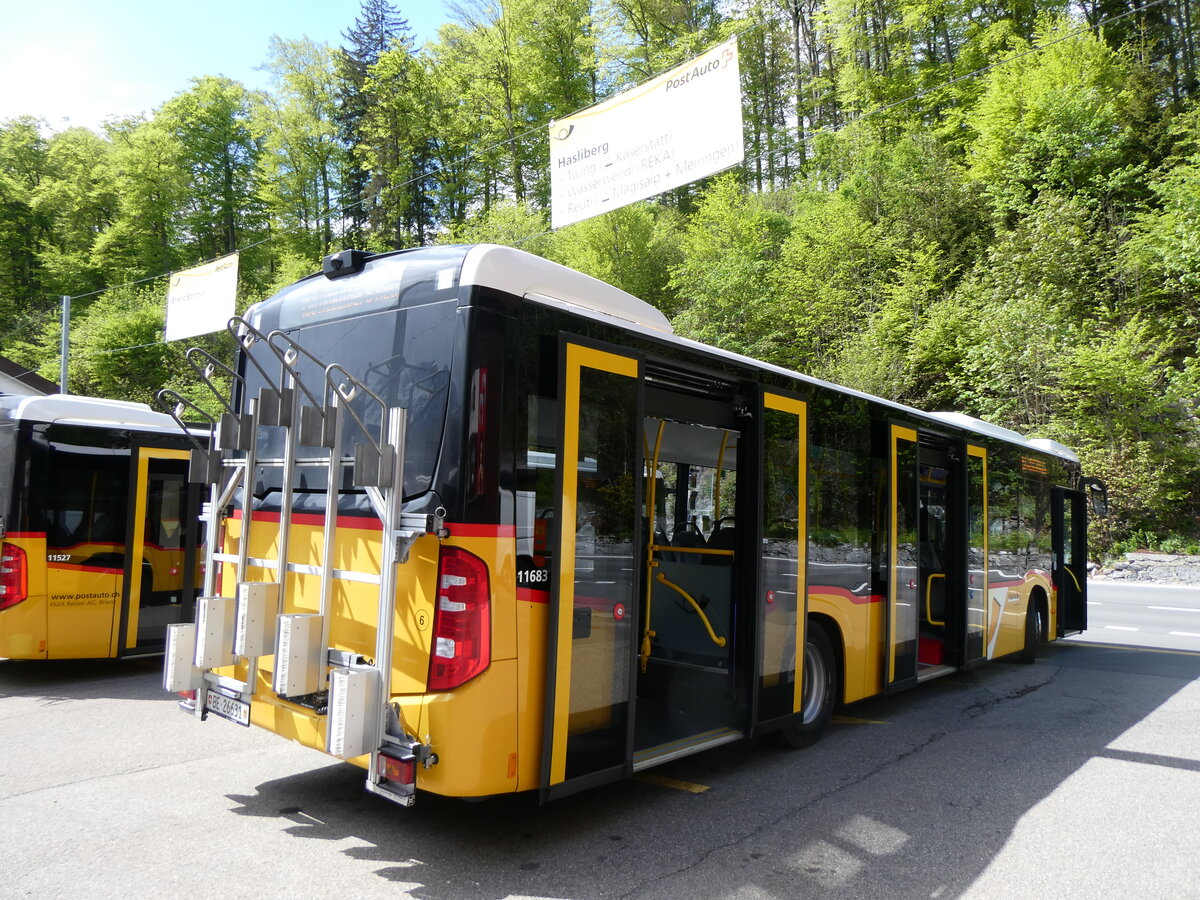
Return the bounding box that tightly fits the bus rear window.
[242,300,457,504]
[0,418,15,531]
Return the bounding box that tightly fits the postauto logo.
[663,46,734,94]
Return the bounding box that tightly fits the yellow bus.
[162,245,1106,806]
[0,394,204,659]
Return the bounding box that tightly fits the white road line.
[1169,631,1200,638]
[1148,606,1200,613]
[1104,625,1139,632]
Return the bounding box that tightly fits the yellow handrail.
[926,572,946,626]
[648,543,734,558]
[653,571,727,647]
[641,420,666,672]
[714,429,730,520]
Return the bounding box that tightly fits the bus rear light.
[0,542,28,611]
[428,546,490,691]
[377,750,415,788]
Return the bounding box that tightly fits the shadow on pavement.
[219,641,1200,898]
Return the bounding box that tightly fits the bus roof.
[273,244,1077,465]
[457,247,1077,464]
[0,393,185,433]
[459,244,673,334]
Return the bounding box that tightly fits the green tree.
[670,174,791,360]
[360,36,436,246]
[1120,103,1200,355]
[31,127,117,299]
[965,16,1147,222]
[257,36,349,260]
[91,115,189,281]
[1048,316,1200,544]
[771,187,899,371]
[156,77,264,264]
[336,0,412,247]
[442,198,552,254]
[946,194,1111,428]
[548,202,684,314]
[0,117,50,329]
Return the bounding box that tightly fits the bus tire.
[777,622,837,749]
[1019,595,1044,665]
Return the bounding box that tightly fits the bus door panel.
[117,448,199,655]
[1053,487,1087,635]
[542,342,641,801]
[42,431,126,659]
[756,392,808,725]
[886,426,919,691]
[963,445,988,665]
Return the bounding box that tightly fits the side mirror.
[1080,478,1108,517]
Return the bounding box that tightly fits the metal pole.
[59,295,70,394]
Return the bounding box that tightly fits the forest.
[0,0,1198,553]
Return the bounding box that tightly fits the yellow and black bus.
[163,244,1105,806]
[0,394,204,659]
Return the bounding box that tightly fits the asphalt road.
[1074,581,1200,652]
[3,589,1199,899]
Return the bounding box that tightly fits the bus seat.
[663,523,705,562]
[704,521,736,564]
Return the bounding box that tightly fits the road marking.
[1087,601,1102,606]
[634,773,710,793]
[1064,640,1200,658]
[833,715,887,725]
[1148,606,1200,613]
[1104,625,1139,631]
[1169,631,1200,638]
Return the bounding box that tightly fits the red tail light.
[0,542,28,612]
[428,546,490,690]
[377,750,415,788]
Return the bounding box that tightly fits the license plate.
[205,690,250,727]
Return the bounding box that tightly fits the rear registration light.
[428,546,490,690]
[0,542,28,611]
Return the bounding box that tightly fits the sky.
[0,0,450,132]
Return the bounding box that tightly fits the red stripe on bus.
[3,532,45,539]
[49,563,124,575]
[809,585,884,605]
[518,587,551,604]
[232,509,383,531]
[449,524,516,538]
[230,510,515,538]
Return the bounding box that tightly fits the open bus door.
[542,341,642,802]
[1053,487,1088,636]
[963,444,988,666]
[114,447,201,656]
[886,425,920,691]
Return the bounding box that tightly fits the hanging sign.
[549,38,744,228]
[164,253,239,342]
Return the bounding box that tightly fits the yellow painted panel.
[0,535,48,659]
[46,563,119,658]
[807,592,876,703]
[412,658,520,797]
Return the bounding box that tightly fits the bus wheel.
[777,622,836,749]
[1019,596,1044,665]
